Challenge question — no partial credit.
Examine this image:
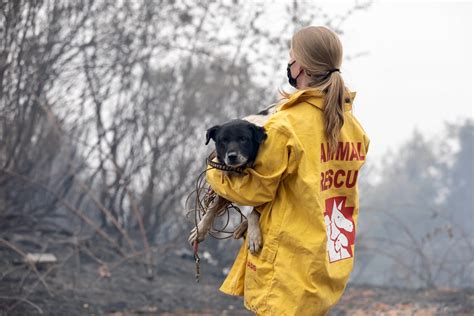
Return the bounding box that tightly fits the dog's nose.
[227,151,238,161]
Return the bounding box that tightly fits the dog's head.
[206,119,267,168]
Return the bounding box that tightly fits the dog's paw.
[247,227,262,255]
[188,224,210,246]
[233,220,248,239]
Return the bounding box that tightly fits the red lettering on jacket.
[246,260,256,271]
[345,170,358,188]
[336,142,350,161]
[357,142,365,160]
[321,143,326,163]
[320,169,359,191]
[321,142,366,163]
[324,169,333,190]
[349,143,359,160]
[334,170,345,188]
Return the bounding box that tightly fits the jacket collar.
[278,88,356,112]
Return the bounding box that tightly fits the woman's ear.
[205,125,220,145]
[252,125,267,144]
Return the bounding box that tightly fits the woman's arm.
[206,126,293,207]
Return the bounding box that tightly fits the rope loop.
[185,152,249,281]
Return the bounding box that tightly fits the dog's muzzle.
[224,151,247,168]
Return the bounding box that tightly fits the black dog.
[205,119,267,168]
[189,119,269,254]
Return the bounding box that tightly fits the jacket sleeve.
[206,126,292,207]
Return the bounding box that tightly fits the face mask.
[287,61,301,88]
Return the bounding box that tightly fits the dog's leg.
[233,219,248,239]
[247,209,262,255]
[188,195,228,246]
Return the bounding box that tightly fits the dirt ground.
[1,245,473,316]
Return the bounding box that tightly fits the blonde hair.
[287,26,349,153]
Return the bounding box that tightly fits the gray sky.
[339,0,472,158]
[208,0,472,159]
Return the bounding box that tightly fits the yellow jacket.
[206,89,369,316]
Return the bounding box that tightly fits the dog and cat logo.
[324,196,355,263]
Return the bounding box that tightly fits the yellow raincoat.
[206,89,369,315]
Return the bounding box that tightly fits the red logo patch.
[324,196,355,263]
[246,260,256,271]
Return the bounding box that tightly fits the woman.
[206,26,370,315]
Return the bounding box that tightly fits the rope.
[186,153,248,282]
[193,240,200,282]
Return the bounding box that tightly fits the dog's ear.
[252,125,267,144]
[205,125,220,145]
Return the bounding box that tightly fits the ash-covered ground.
[1,241,473,316]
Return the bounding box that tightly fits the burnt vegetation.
[0,0,472,314]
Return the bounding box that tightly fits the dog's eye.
[238,137,248,143]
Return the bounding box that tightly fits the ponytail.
[323,71,346,153]
[289,26,349,153]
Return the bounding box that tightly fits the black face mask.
[287,61,301,88]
